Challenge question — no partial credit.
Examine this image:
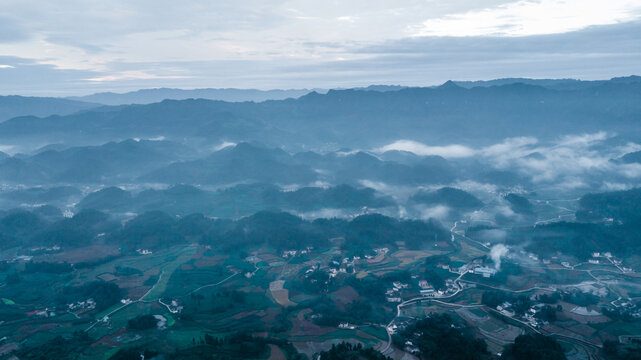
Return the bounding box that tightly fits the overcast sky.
[1,0,640,96]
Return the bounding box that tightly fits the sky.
[1,0,640,96]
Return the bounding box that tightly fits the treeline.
[0,209,118,249]
[393,313,490,360]
[603,339,641,360]
[17,331,93,359]
[108,332,302,360]
[502,334,567,360]
[502,187,641,260]
[309,296,388,327]
[127,314,158,330]
[17,331,296,360]
[394,313,567,360]
[507,220,641,260]
[0,208,450,254]
[55,280,123,312]
[319,342,391,360]
[79,183,393,216]
[577,188,641,223]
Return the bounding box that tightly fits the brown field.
[47,245,120,263]
[391,250,436,266]
[567,323,597,338]
[180,263,194,270]
[260,307,281,323]
[269,280,296,307]
[193,254,225,267]
[288,318,333,336]
[232,310,260,320]
[98,273,117,281]
[330,286,360,306]
[367,253,385,264]
[268,344,287,360]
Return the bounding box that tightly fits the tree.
[127,315,158,330]
[319,342,392,360]
[502,334,566,360]
[398,313,489,360]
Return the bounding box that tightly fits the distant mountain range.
[452,75,641,90]
[66,87,321,105]
[1,77,639,151]
[0,95,99,122]
[62,76,641,106]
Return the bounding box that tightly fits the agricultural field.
[1,208,640,360]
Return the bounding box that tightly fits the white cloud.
[86,71,190,83]
[213,141,236,151]
[618,163,641,178]
[377,139,475,158]
[377,132,641,185]
[480,137,538,167]
[453,180,499,194]
[0,145,15,153]
[0,64,15,69]
[1,1,640,93]
[613,142,641,157]
[601,182,633,191]
[412,0,641,37]
[417,205,450,220]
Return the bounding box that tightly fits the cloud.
[213,141,237,151]
[0,145,15,154]
[85,71,191,83]
[0,56,101,96]
[0,2,640,94]
[507,133,613,182]
[417,205,450,220]
[378,131,641,187]
[377,140,475,158]
[412,0,641,37]
[480,137,539,167]
[0,16,31,43]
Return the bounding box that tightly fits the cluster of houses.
[67,298,96,311]
[496,301,549,327]
[281,247,314,259]
[553,251,635,274]
[608,298,641,319]
[418,280,436,297]
[338,322,356,329]
[386,281,410,303]
[304,255,360,279]
[364,247,389,260]
[28,245,61,254]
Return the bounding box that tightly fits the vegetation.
[17,331,93,360]
[603,339,641,360]
[56,281,123,311]
[127,314,159,330]
[501,334,566,360]
[319,342,392,360]
[394,313,489,360]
